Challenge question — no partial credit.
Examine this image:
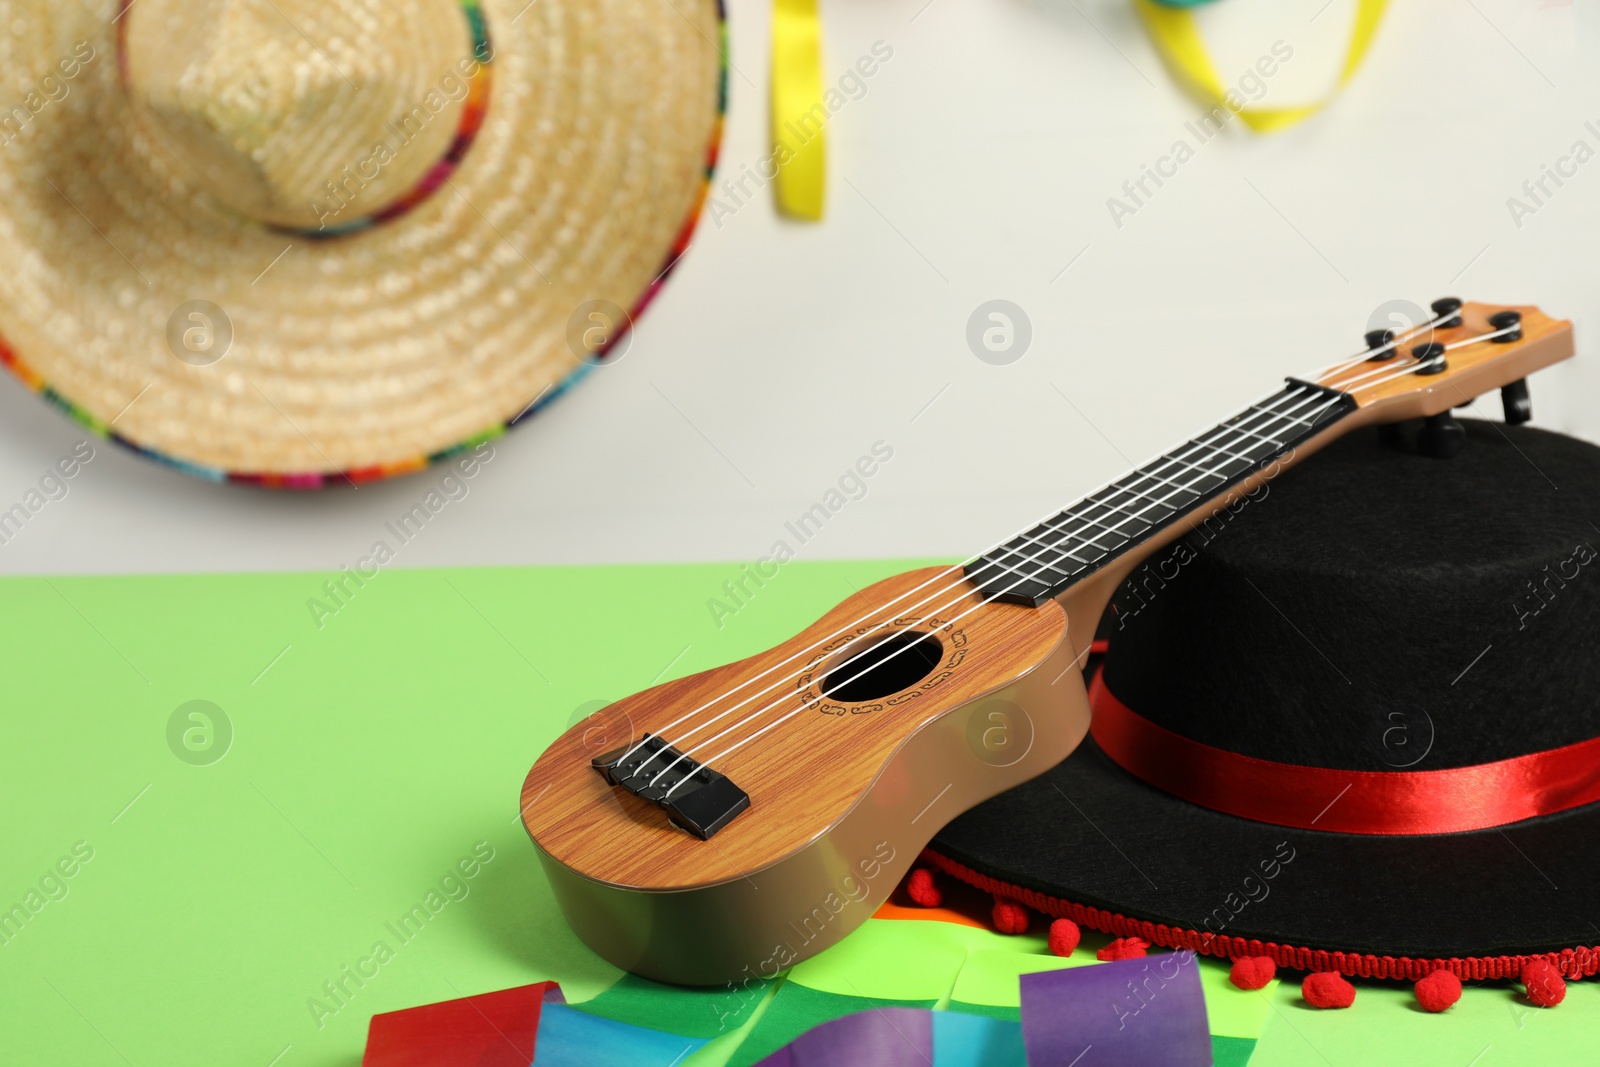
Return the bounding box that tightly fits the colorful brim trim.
[4,0,726,490]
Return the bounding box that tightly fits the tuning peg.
[1412,341,1447,375]
[1378,422,1407,448]
[1502,379,1532,425]
[1417,412,1466,458]
[1431,297,1463,329]
[1488,309,1524,342]
[1364,329,1396,361]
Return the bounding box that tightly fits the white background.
[1,0,1597,576]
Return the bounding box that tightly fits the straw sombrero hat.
[0,0,724,486]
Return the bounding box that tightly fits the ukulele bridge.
[591,734,751,840]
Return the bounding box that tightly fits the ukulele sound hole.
[822,632,943,703]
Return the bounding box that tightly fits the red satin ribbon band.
[1088,671,1600,835]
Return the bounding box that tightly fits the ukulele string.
[603,382,1278,771]
[614,382,1300,770]
[656,388,1350,796]
[649,303,1465,771]
[660,318,1531,794]
[640,385,1330,778]
[644,317,1521,793]
[667,397,1356,800]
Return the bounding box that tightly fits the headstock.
[1315,300,1574,424]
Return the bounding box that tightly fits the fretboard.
[966,379,1357,606]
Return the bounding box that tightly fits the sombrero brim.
[929,693,1600,981]
[0,0,726,487]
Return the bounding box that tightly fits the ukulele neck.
[965,379,1358,607]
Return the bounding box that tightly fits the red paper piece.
[363,981,558,1067]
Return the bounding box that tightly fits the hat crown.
[121,0,474,230]
[1100,421,1600,773]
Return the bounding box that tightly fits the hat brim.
[930,702,1600,980]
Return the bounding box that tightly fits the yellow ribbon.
[1133,0,1387,133]
[771,0,825,219]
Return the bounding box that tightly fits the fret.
[1111,471,1203,513]
[979,530,1090,585]
[1148,452,1230,491]
[1049,502,1139,547]
[1122,463,1211,504]
[1222,419,1288,449]
[1185,436,1263,472]
[1010,530,1096,573]
[982,533,1087,578]
[1040,506,1142,548]
[969,550,1073,588]
[966,380,1359,606]
[1013,521,1104,565]
[1093,487,1179,526]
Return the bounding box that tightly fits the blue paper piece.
[932,1011,1027,1067]
[533,1002,706,1067]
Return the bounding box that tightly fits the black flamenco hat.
[929,418,1600,985]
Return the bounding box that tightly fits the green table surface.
[1,560,1590,1065]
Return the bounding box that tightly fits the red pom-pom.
[1301,971,1356,1009]
[992,898,1029,935]
[1096,936,1149,962]
[1522,959,1567,1007]
[1047,918,1081,957]
[905,868,941,908]
[1414,969,1462,1013]
[1229,956,1276,991]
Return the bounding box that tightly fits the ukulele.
[522,300,1574,985]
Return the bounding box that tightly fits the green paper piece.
[948,947,1085,1007]
[1211,1034,1258,1067]
[1251,972,1600,1066]
[726,982,934,1067]
[785,916,972,1002]
[574,973,774,1039]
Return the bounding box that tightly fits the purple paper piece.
[1020,951,1211,1067]
[752,1007,934,1067]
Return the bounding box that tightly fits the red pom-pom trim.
[1048,918,1081,957]
[1302,971,1356,1009]
[1414,969,1462,1013]
[1522,959,1567,1007]
[906,868,942,908]
[1096,936,1149,962]
[1229,956,1276,991]
[992,897,1029,935]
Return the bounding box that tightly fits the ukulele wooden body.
[521,568,1091,986]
